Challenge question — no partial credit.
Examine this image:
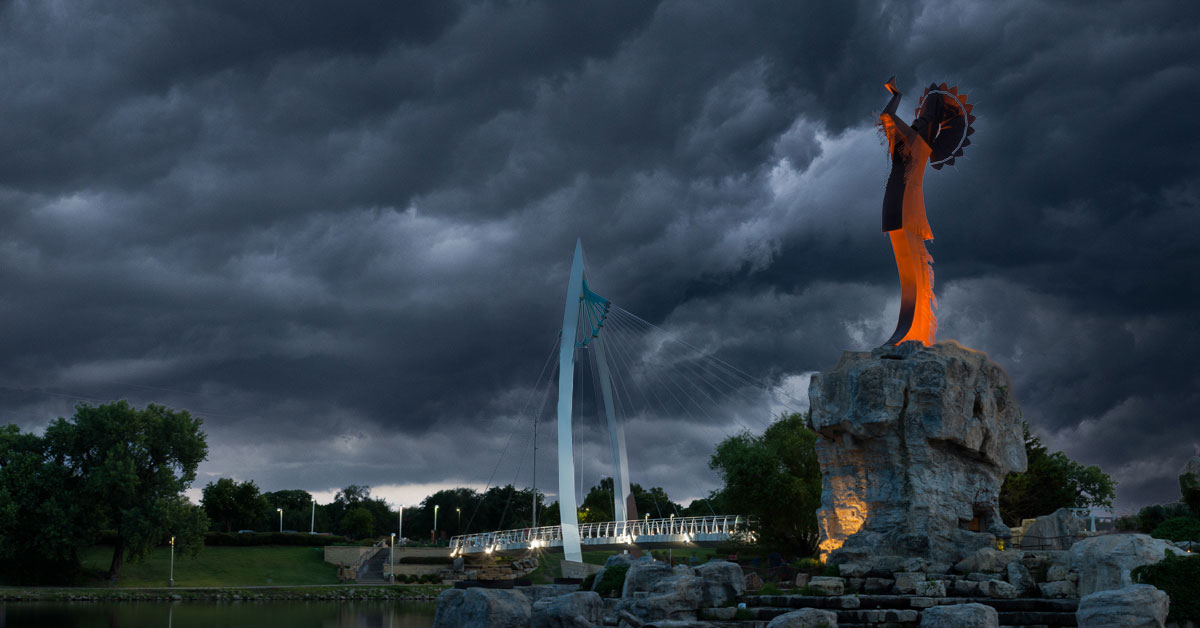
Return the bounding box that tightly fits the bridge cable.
[462,333,560,536]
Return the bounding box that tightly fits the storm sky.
[1,0,1197,514]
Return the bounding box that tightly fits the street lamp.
[456,507,461,533]
[277,508,283,533]
[434,505,440,545]
[169,536,175,587]
[390,533,396,583]
[310,498,316,534]
[398,506,403,542]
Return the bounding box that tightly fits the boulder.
[622,561,675,598]
[810,342,1027,567]
[618,561,705,623]
[894,572,923,594]
[1037,580,1076,598]
[808,576,845,596]
[1068,534,1177,596]
[977,579,1017,599]
[693,560,744,607]
[919,603,999,628]
[915,580,946,597]
[745,572,764,591]
[531,591,605,628]
[1005,562,1035,596]
[433,587,531,628]
[1077,584,1170,628]
[766,608,839,627]
[953,548,1022,574]
[794,573,810,588]
[1022,508,1086,550]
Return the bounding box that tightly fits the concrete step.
[743,596,1079,627]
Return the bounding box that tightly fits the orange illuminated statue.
[879,77,975,346]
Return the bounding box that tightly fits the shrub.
[758,582,783,595]
[1133,550,1200,623]
[580,572,597,591]
[1137,504,1192,533]
[1150,516,1200,542]
[594,563,630,597]
[821,563,840,577]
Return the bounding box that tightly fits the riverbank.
[0,583,447,602]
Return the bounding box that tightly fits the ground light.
[277,508,283,532]
[168,536,175,587]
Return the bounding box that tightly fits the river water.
[0,600,438,627]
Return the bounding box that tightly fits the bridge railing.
[449,514,745,555]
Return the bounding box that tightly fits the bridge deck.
[449,515,745,556]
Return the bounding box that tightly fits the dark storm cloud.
[0,0,1197,511]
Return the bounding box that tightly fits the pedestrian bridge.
[449,515,747,556]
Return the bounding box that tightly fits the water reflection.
[0,600,436,628]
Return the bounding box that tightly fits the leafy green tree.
[998,424,1117,525]
[1181,471,1200,518]
[0,425,90,584]
[709,412,822,557]
[43,401,209,581]
[342,507,375,539]
[202,478,266,532]
[262,489,316,532]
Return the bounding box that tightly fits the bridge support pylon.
[555,239,633,563]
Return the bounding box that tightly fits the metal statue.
[879,77,975,346]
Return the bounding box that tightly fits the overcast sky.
[1,0,1197,516]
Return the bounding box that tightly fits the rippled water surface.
[0,600,437,627]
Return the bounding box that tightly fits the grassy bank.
[78,545,340,587]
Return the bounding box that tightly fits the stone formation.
[809,340,1027,570]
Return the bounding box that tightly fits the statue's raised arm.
[879,79,976,346]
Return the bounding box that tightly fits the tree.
[262,489,316,532]
[0,425,91,584]
[202,478,265,532]
[998,424,1116,525]
[1181,471,1200,518]
[43,401,209,581]
[709,412,822,557]
[342,507,375,539]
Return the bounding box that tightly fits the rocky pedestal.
[809,341,1027,569]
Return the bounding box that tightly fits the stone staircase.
[742,594,1079,627]
[356,548,391,584]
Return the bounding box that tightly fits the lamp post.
[434,504,440,545]
[169,536,175,587]
[310,498,316,534]
[398,506,403,543]
[390,533,396,583]
[277,508,283,533]
[456,507,461,534]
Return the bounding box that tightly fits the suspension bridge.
[450,240,799,559]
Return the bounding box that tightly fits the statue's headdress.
[915,83,976,170]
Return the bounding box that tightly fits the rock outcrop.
[617,561,704,623]
[766,608,839,627]
[1068,533,1176,596]
[809,341,1027,568]
[693,560,744,607]
[1022,508,1086,550]
[1076,584,1170,628]
[919,603,999,627]
[530,591,605,628]
[432,587,531,628]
